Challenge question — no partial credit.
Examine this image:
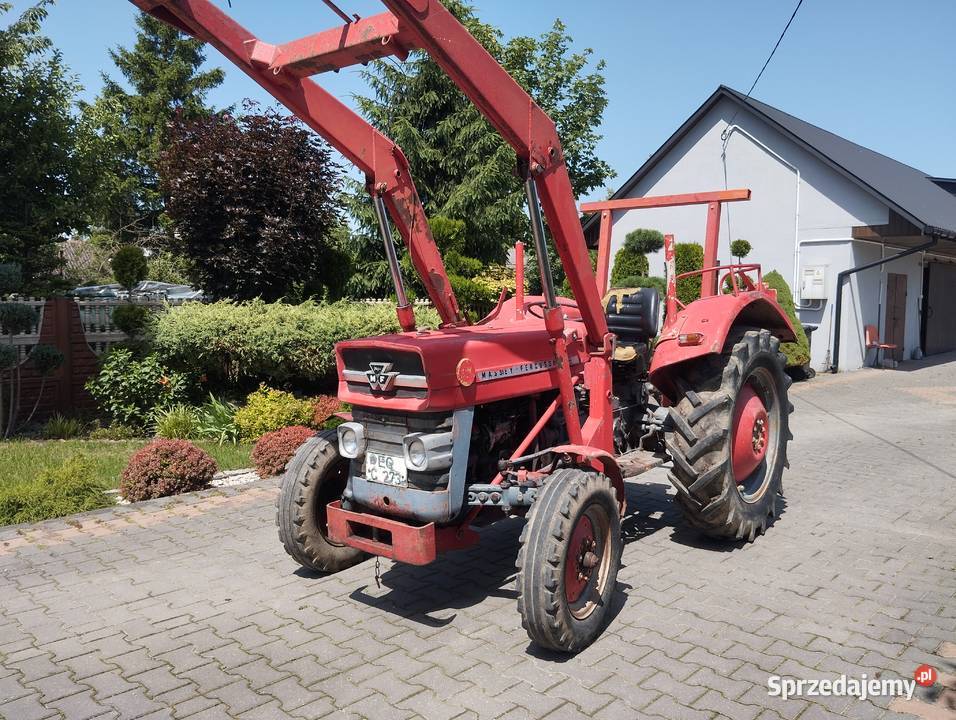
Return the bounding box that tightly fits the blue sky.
[14,0,956,202]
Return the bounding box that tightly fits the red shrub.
[120,439,218,502]
[252,425,315,477]
[311,394,342,427]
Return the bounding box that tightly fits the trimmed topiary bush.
[763,271,811,367]
[610,247,649,288]
[112,303,152,336]
[234,385,314,441]
[120,439,218,502]
[0,455,111,525]
[624,228,665,255]
[111,245,147,293]
[29,344,63,376]
[251,425,315,477]
[610,229,663,289]
[731,239,752,263]
[0,302,37,335]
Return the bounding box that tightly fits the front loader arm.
[131,0,464,327]
[382,0,610,346]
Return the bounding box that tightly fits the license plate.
[365,451,408,487]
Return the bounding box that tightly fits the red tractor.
[135,0,796,652]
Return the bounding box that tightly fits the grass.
[0,439,253,489]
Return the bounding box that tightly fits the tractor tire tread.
[665,329,791,540]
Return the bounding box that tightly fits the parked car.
[70,281,203,301]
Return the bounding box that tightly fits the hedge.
[152,300,441,388]
[675,243,704,306]
[610,248,649,288]
[763,271,811,367]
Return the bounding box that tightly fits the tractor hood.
[335,297,588,413]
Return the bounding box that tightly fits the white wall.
[605,96,913,371]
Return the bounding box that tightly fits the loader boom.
[130,0,608,345]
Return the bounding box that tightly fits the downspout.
[829,236,937,373]
[721,125,803,303]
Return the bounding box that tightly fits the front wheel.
[516,468,622,653]
[276,431,366,573]
[666,329,793,541]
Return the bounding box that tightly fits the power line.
[746,0,805,97]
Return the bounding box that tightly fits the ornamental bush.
[674,242,704,306]
[233,385,314,441]
[311,394,342,428]
[251,425,315,477]
[29,344,63,376]
[731,239,752,262]
[763,271,811,367]
[111,245,147,293]
[112,303,152,336]
[120,439,218,502]
[610,247,649,288]
[85,349,189,429]
[624,228,665,256]
[152,300,441,388]
[0,303,37,335]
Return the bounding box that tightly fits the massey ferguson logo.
[366,362,400,392]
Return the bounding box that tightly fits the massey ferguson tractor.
[134,0,796,652]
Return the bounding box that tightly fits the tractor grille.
[352,407,453,491]
[341,348,427,399]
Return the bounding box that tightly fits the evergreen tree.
[0,1,97,292]
[84,12,224,241]
[345,1,613,297]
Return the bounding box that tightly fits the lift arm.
[129,0,464,327]
[380,0,609,345]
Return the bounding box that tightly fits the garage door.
[924,262,956,355]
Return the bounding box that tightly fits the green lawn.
[0,439,253,489]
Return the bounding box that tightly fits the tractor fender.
[649,292,796,403]
[550,444,625,513]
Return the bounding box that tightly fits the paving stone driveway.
[2,357,955,720]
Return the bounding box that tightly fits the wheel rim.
[731,366,781,502]
[564,504,612,620]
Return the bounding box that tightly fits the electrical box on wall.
[800,265,827,300]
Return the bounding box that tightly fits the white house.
[585,86,956,372]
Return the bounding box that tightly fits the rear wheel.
[666,329,793,541]
[516,468,622,652]
[276,431,366,572]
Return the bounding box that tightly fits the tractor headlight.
[337,422,366,459]
[403,431,453,472]
[407,438,427,469]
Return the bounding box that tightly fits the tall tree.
[85,12,224,241]
[345,1,613,297]
[159,106,346,302]
[0,1,97,293]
